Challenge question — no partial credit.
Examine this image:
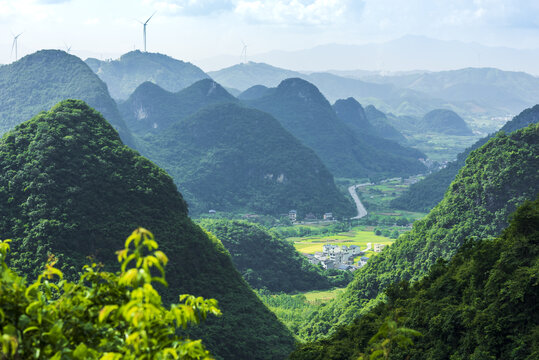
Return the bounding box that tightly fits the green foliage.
[246,78,426,178]
[0,228,220,359]
[86,51,209,100]
[392,104,539,212]
[291,196,539,359]
[363,105,406,142]
[0,50,134,148]
[119,79,238,136]
[300,123,539,340]
[199,220,352,292]
[419,109,473,135]
[0,100,295,359]
[139,101,353,217]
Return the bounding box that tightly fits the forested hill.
[333,98,424,161]
[299,123,539,340]
[199,220,352,292]
[0,100,295,359]
[0,50,134,148]
[140,102,354,217]
[291,196,539,360]
[119,79,238,135]
[419,108,473,135]
[245,78,426,179]
[392,104,539,212]
[86,50,209,100]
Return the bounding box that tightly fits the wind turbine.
[240,41,247,64]
[11,32,22,61]
[64,42,72,53]
[138,12,156,52]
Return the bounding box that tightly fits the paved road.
[348,183,371,219]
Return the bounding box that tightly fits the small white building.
[374,243,386,252]
[323,212,333,220]
[288,210,297,222]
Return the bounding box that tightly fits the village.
[303,242,387,271]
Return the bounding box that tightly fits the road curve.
[348,183,371,219]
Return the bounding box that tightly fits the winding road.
[348,183,372,219]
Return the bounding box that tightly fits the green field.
[405,133,483,162]
[303,288,345,304]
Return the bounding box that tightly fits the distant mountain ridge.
[245,78,426,179]
[86,51,209,100]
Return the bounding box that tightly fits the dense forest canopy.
[199,219,352,292]
[300,123,539,340]
[0,50,135,148]
[291,196,539,359]
[0,100,295,359]
[139,102,354,216]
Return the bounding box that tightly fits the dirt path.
[348,183,371,219]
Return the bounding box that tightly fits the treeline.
[291,196,539,359]
[299,123,539,340]
[199,219,352,293]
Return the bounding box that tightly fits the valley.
[0,6,538,358]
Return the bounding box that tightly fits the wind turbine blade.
[145,11,156,24]
[11,39,15,57]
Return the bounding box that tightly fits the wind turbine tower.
[11,33,22,61]
[241,41,247,64]
[139,12,156,52]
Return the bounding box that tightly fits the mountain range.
[244,78,426,179]
[86,50,209,100]
[0,100,295,359]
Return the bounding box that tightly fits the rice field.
[291,229,394,255]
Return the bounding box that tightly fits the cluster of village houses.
[304,242,387,271]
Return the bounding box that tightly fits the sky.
[1,0,538,70]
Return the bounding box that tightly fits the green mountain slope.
[86,51,209,100]
[141,102,354,217]
[333,98,423,161]
[419,108,473,135]
[299,123,539,340]
[119,79,238,135]
[291,196,539,360]
[363,105,407,142]
[199,220,352,292]
[246,78,426,178]
[0,100,295,359]
[392,104,539,212]
[0,50,134,147]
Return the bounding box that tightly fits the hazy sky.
[1,0,538,68]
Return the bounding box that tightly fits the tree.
[358,311,421,360]
[0,228,221,359]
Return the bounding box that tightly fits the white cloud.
[147,0,364,24]
[148,0,234,16]
[235,0,355,25]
